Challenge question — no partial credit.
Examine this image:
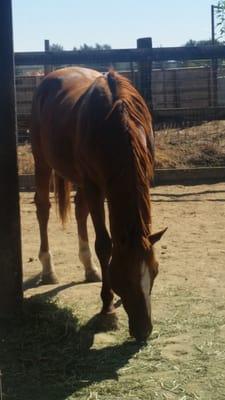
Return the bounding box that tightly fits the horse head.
[109,228,167,342]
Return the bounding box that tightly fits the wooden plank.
[19,168,225,191]
[14,45,225,66]
[154,106,225,123]
[154,167,225,185]
[152,45,225,61]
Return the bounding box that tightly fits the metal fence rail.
[15,40,225,135]
[15,44,225,65]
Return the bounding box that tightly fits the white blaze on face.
[141,262,151,298]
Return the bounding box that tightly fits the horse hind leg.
[34,162,58,284]
[75,188,101,282]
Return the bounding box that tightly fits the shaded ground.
[1,184,225,399]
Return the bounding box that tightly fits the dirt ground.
[18,183,225,399]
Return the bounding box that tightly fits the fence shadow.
[0,292,140,400]
[151,188,225,203]
[152,189,225,198]
[23,275,85,292]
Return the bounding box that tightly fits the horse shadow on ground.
[0,284,141,400]
[22,274,85,292]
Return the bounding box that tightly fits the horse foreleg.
[85,182,114,314]
[34,165,58,284]
[74,188,101,282]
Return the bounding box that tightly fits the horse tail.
[53,172,72,225]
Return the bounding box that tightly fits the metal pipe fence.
[15,39,225,176]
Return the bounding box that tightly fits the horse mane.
[106,70,154,249]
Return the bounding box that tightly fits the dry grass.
[17,143,34,175]
[155,120,225,169]
[1,288,224,399]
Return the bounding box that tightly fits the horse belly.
[39,118,80,183]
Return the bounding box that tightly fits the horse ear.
[149,227,168,245]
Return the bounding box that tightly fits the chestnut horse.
[31,67,166,341]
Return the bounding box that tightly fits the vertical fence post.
[211,5,215,45]
[44,39,52,75]
[137,37,153,110]
[211,5,218,107]
[0,0,23,316]
[211,60,218,108]
[208,65,212,107]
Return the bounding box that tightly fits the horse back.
[31,67,101,181]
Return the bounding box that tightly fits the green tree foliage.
[49,43,111,52]
[49,43,64,51]
[216,1,225,39]
[184,39,222,47]
[73,43,111,51]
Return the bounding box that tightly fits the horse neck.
[106,166,151,247]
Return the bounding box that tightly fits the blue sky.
[12,0,219,51]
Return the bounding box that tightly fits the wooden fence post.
[44,39,52,75]
[211,5,218,107]
[0,0,23,316]
[137,37,153,110]
[211,60,218,107]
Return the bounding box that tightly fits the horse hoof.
[97,312,119,332]
[85,270,101,283]
[40,273,59,285]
